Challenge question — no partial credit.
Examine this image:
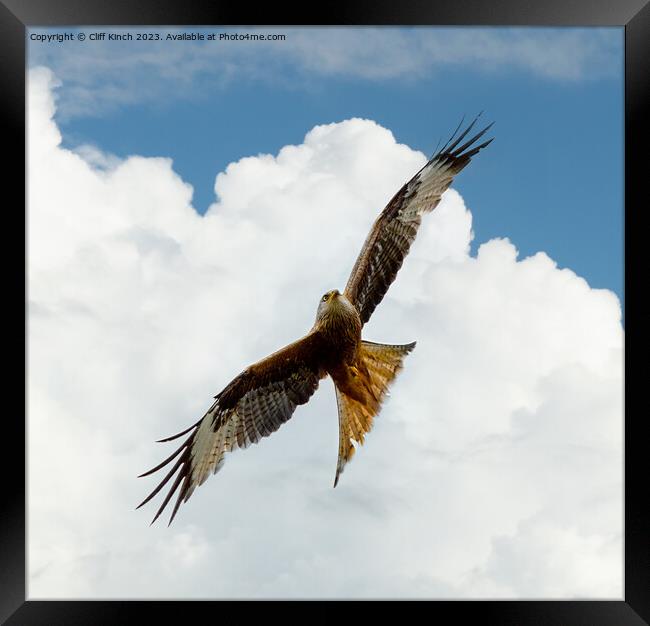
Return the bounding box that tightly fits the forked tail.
[333,340,416,486]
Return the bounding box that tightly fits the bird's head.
[316,289,342,321]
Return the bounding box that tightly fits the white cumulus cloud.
[28,66,623,599]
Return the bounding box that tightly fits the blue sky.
[28,26,623,303]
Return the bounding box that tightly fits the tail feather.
[333,340,415,487]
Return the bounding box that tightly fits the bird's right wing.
[344,115,494,326]
[137,331,325,525]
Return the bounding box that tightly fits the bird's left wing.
[344,115,494,326]
[137,331,325,525]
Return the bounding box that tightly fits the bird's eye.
[322,294,329,302]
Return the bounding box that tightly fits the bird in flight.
[138,115,493,525]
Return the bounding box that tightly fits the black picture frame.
[3,1,646,623]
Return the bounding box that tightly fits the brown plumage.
[138,115,493,525]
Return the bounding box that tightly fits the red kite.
[138,115,493,525]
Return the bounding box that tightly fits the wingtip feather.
[435,114,494,164]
